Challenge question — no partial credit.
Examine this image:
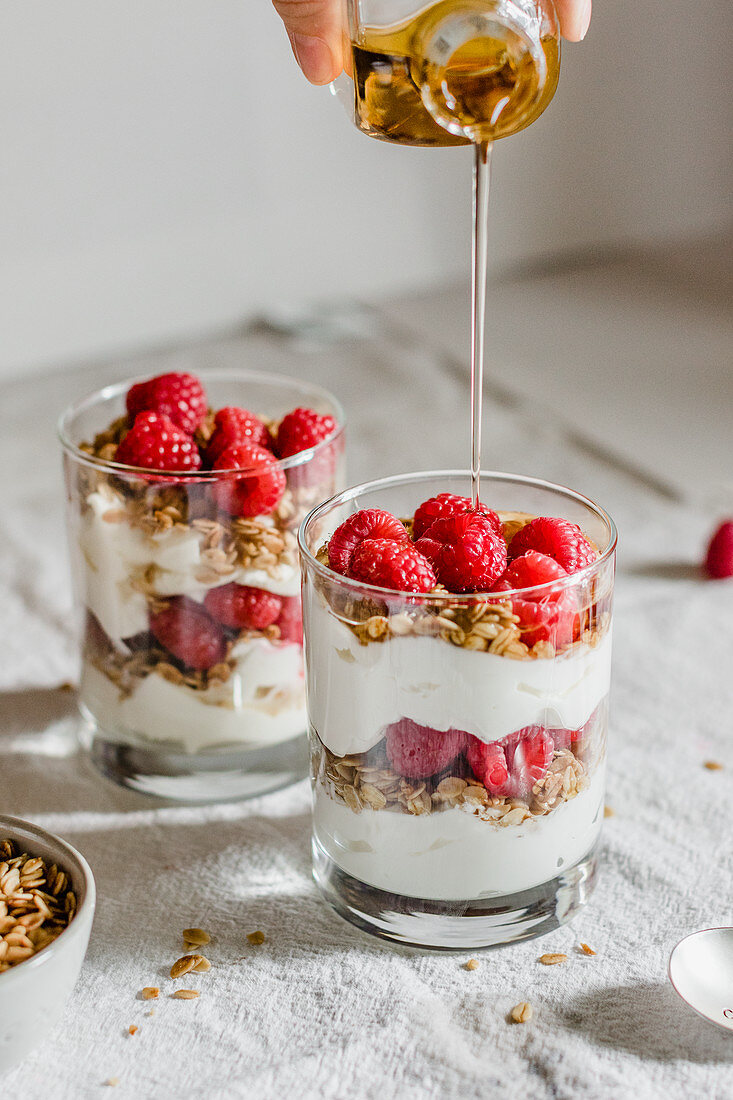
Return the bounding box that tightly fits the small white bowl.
[0,816,96,1074]
[669,927,733,1034]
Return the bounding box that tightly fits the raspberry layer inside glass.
[73,371,341,753]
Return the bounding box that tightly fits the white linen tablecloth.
[2,313,732,1099]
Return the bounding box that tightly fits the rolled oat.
[0,841,77,972]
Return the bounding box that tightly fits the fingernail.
[578,0,592,41]
[290,34,336,85]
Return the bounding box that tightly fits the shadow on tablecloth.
[623,560,703,582]
[559,981,733,1064]
[1,686,273,817]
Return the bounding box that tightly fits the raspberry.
[275,407,337,459]
[126,372,207,434]
[349,538,437,593]
[203,583,282,631]
[499,550,569,590]
[546,725,572,751]
[115,411,202,473]
[505,726,555,797]
[385,719,466,780]
[467,726,554,798]
[415,512,507,593]
[410,535,442,572]
[276,596,302,643]
[465,739,511,795]
[511,595,576,648]
[494,553,575,648]
[205,407,271,465]
[412,493,502,540]
[212,442,286,517]
[704,520,733,578]
[508,516,597,574]
[328,509,409,575]
[547,719,588,752]
[150,597,226,670]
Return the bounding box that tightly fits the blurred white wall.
[0,0,730,379]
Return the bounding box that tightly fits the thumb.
[272,0,344,85]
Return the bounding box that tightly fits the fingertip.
[577,0,592,42]
[290,33,341,85]
[556,0,592,42]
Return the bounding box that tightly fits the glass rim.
[57,367,346,479]
[298,468,618,602]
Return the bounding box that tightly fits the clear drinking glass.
[59,369,345,802]
[300,471,616,949]
[338,0,560,146]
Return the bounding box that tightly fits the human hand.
[272,0,592,85]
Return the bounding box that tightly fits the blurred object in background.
[0,0,730,378]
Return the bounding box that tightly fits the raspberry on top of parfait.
[115,411,203,473]
[85,371,339,485]
[324,497,598,597]
[126,371,207,434]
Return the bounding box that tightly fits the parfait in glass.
[60,368,344,801]
[300,470,615,948]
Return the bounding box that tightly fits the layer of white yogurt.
[79,490,299,643]
[81,636,306,753]
[305,594,612,755]
[313,766,605,899]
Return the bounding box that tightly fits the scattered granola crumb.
[539,953,567,966]
[192,954,211,972]
[104,1079,119,1088]
[603,805,614,818]
[464,959,480,971]
[170,954,197,979]
[247,931,266,945]
[510,1001,533,1023]
[182,927,210,946]
[579,943,597,956]
[128,1025,138,1036]
[146,1010,155,1017]
[704,761,724,771]
[172,989,200,1000]
[141,986,159,1000]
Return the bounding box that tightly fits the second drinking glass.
[60,368,345,802]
